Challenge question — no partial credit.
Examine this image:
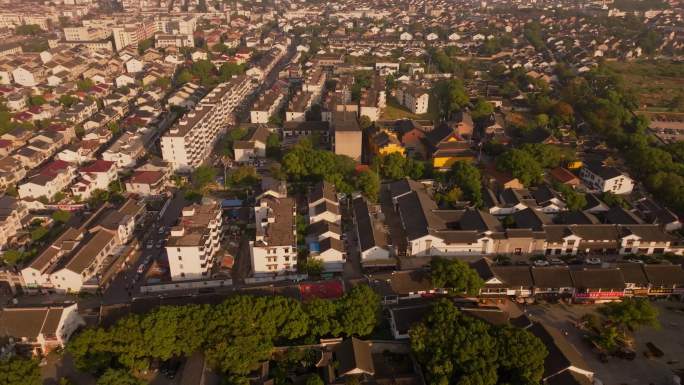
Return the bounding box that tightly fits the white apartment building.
[396,85,429,114]
[71,159,118,200]
[111,20,157,51]
[250,196,298,275]
[580,162,635,195]
[155,34,194,49]
[165,200,223,281]
[63,26,110,41]
[250,89,285,124]
[161,76,254,171]
[102,132,145,169]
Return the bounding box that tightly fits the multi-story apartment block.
[250,89,285,124]
[307,182,345,272]
[162,76,254,171]
[250,196,298,275]
[332,111,363,162]
[111,20,158,51]
[396,85,429,114]
[155,34,194,49]
[63,26,111,42]
[302,67,326,104]
[286,91,313,122]
[165,200,223,281]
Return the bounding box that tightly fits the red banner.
[574,291,624,299]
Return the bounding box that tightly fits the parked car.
[627,258,645,264]
[146,240,154,249]
[137,264,145,274]
[155,240,164,248]
[549,258,565,265]
[533,260,550,267]
[585,257,602,265]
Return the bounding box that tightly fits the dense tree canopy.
[68,288,380,381]
[446,161,483,207]
[374,153,428,181]
[411,300,547,385]
[496,149,544,186]
[599,298,660,332]
[429,257,483,296]
[0,356,41,385]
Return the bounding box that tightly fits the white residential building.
[161,76,254,171]
[18,161,76,201]
[71,159,118,200]
[250,196,297,275]
[165,200,223,281]
[396,85,429,114]
[579,162,634,195]
[0,195,28,248]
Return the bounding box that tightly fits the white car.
[585,257,602,265]
[137,264,145,274]
[533,260,550,267]
[627,258,645,264]
[549,258,565,265]
[146,240,154,249]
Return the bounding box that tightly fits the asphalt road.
[101,191,189,305]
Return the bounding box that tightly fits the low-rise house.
[570,268,626,302]
[0,304,84,356]
[21,199,144,293]
[0,195,28,248]
[250,89,285,124]
[71,160,118,200]
[101,132,145,169]
[352,196,392,267]
[579,161,634,194]
[233,126,270,163]
[125,161,170,197]
[528,323,594,384]
[18,160,76,201]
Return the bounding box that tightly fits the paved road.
[101,191,189,305]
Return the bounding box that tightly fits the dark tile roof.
[643,265,684,287]
[491,266,534,287]
[527,322,591,379]
[334,338,374,376]
[531,266,574,288]
[570,268,625,290]
[616,264,649,285]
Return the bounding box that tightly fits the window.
[514,248,522,255]
[180,273,185,277]
[178,256,182,261]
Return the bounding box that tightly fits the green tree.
[218,62,245,81]
[434,79,469,119]
[1,249,25,265]
[31,226,49,242]
[471,97,494,125]
[192,165,217,191]
[137,38,153,54]
[336,285,380,337]
[306,374,325,385]
[410,300,547,385]
[58,94,79,108]
[495,326,548,385]
[305,299,341,338]
[28,95,46,106]
[77,79,95,92]
[497,149,543,186]
[599,298,660,332]
[376,153,407,180]
[440,186,463,208]
[302,257,324,276]
[16,24,42,36]
[0,356,41,385]
[52,209,71,223]
[429,257,483,295]
[266,133,281,159]
[555,183,586,211]
[96,368,145,385]
[519,143,563,169]
[229,166,259,187]
[448,161,483,207]
[177,69,193,84]
[355,170,380,202]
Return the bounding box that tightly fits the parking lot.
[524,300,684,385]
